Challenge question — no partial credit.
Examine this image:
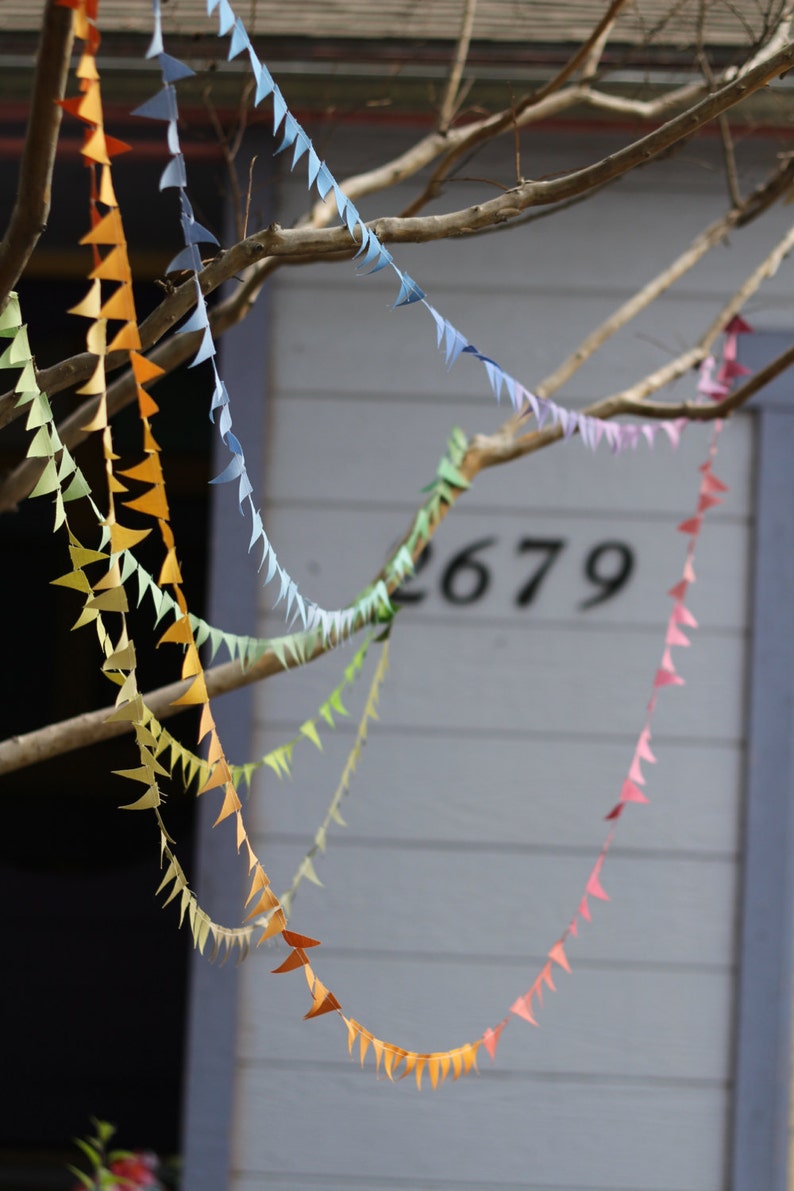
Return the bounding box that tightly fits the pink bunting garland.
[479,324,745,1064]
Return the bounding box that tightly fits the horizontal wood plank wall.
[226,127,786,1190]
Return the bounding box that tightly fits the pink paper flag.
[717,358,751,382]
[677,516,702,536]
[510,996,538,1025]
[665,622,691,648]
[636,728,657,763]
[660,647,676,672]
[668,579,689,601]
[628,755,645,785]
[621,778,649,805]
[661,419,685,448]
[654,667,685,688]
[698,376,730,399]
[683,558,696,583]
[698,492,723,513]
[578,895,592,922]
[702,471,729,494]
[548,941,572,973]
[569,917,579,937]
[586,870,610,900]
[482,1021,506,1059]
[672,603,698,628]
[605,802,624,821]
[725,314,753,335]
[540,963,556,993]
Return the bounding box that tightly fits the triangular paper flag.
[482,1022,506,1060]
[548,940,571,973]
[108,322,142,352]
[80,208,125,245]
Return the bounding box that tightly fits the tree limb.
[535,153,794,400]
[3,213,792,775]
[0,0,74,312]
[437,0,478,133]
[3,20,790,438]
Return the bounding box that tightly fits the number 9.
[580,541,634,609]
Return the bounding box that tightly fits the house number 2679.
[394,538,635,610]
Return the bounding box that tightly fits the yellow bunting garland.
[9,0,739,1090]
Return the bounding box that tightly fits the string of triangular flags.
[9,247,736,1076]
[125,0,703,642]
[128,6,410,641]
[17,0,753,1083]
[9,0,398,965]
[146,630,375,795]
[313,403,730,1085]
[52,0,296,963]
[4,271,391,949]
[140,0,710,444]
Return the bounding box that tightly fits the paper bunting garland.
[155,630,391,944]
[129,0,698,642]
[10,0,758,1088]
[139,0,694,468]
[277,637,390,918]
[128,7,399,642]
[323,411,730,1084]
[120,631,375,795]
[51,0,292,962]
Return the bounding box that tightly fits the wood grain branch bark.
[0,0,74,311]
[2,25,790,436]
[2,318,790,777]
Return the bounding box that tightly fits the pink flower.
[107,1151,161,1189]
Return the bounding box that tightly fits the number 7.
[515,538,566,607]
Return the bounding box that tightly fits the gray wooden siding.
[223,127,788,1189]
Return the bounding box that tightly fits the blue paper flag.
[272,88,288,134]
[210,453,245,485]
[217,0,236,36]
[254,64,275,105]
[159,155,187,190]
[228,18,249,60]
[131,86,176,122]
[159,52,195,82]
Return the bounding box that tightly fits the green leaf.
[73,1138,102,1169]
[67,1165,96,1190]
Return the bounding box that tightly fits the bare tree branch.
[697,0,743,208]
[0,0,74,311]
[437,0,478,133]
[2,23,791,442]
[527,0,634,104]
[535,154,794,400]
[4,200,793,773]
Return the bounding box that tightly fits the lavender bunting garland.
[134,0,742,636]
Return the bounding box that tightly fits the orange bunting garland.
[34,0,738,1089]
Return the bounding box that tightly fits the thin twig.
[243,155,258,239]
[696,0,743,208]
[437,0,478,134]
[3,210,794,771]
[204,86,245,242]
[2,26,790,446]
[534,154,794,400]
